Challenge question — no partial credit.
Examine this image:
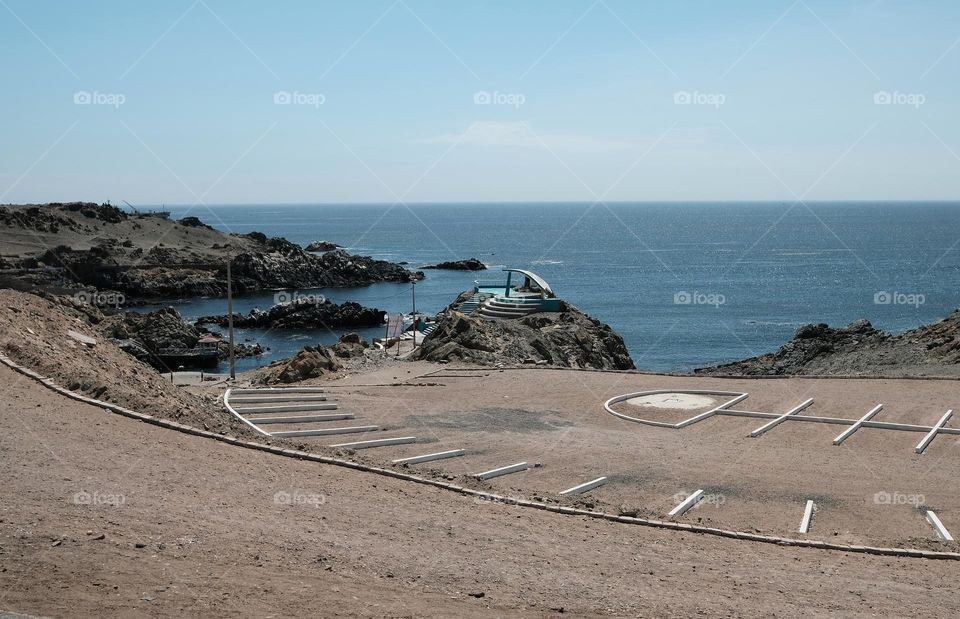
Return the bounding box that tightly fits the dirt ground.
[293,362,960,549]
[4,362,960,617]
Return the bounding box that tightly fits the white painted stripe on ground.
[559,476,609,496]
[330,436,417,450]
[222,388,271,437]
[246,413,354,425]
[799,500,815,533]
[675,394,750,428]
[668,489,704,518]
[229,394,328,403]
[270,425,378,438]
[475,462,529,480]
[915,410,954,454]
[392,449,465,465]
[750,398,815,437]
[230,403,339,413]
[833,404,883,445]
[927,510,954,541]
[231,387,325,394]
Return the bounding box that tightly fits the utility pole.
[411,281,417,351]
[227,260,236,380]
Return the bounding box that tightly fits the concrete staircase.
[456,293,482,315]
[477,296,543,319]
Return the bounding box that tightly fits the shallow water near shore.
[135,202,960,373]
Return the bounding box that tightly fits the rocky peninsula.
[697,312,960,377]
[0,202,423,300]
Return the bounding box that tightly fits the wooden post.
[227,260,236,381]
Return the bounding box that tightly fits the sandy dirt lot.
[288,363,960,550]
[4,361,960,617]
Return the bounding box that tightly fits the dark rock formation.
[0,204,423,300]
[97,306,265,367]
[413,301,634,370]
[178,216,213,229]
[99,307,201,352]
[305,240,341,252]
[420,258,486,271]
[330,332,368,358]
[226,248,423,294]
[696,312,960,376]
[257,346,342,384]
[196,298,386,330]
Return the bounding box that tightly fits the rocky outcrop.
[330,332,368,358]
[178,216,214,229]
[0,203,423,300]
[196,298,386,330]
[97,306,265,366]
[420,258,486,271]
[257,346,342,384]
[413,302,634,370]
[99,307,201,352]
[305,240,341,252]
[696,312,960,376]
[227,248,422,293]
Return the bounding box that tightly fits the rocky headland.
[0,202,423,300]
[696,312,960,377]
[413,300,635,371]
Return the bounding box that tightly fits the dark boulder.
[413,301,634,370]
[305,240,342,252]
[420,258,486,271]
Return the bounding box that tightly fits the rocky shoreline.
[197,297,387,330]
[696,312,960,377]
[0,202,423,301]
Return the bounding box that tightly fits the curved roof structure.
[503,268,555,298]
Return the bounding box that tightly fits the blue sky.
[1,0,959,204]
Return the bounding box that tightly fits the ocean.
[136,202,960,373]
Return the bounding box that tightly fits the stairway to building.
[477,296,543,319]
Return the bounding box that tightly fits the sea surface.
[135,202,960,373]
